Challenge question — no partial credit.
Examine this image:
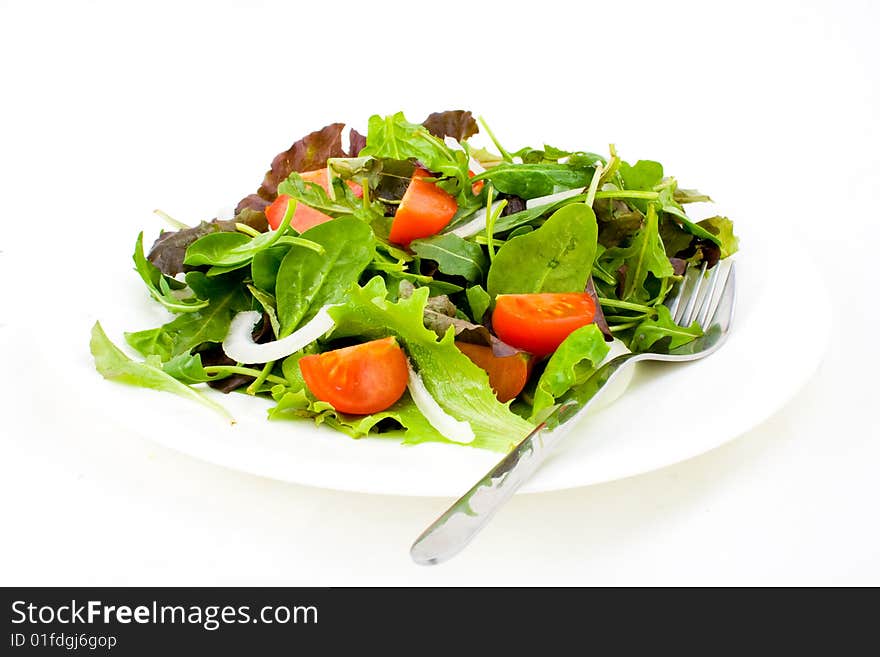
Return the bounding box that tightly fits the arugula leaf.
[530,324,610,419]
[161,351,219,384]
[247,284,281,338]
[487,203,599,298]
[360,112,471,199]
[410,234,488,282]
[491,193,587,234]
[618,204,675,302]
[125,271,251,360]
[133,232,208,313]
[277,172,359,216]
[466,284,491,321]
[328,277,533,451]
[697,216,739,258]
[91,322,231,421]
[275,217,374,336]
[471,163,592,200]
[631,305,703,352]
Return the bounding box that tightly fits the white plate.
[33,215,829,497]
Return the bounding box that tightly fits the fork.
[410,260,737,565]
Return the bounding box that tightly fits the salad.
[90,110,738,452]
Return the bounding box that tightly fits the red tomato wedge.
[389,168,458,245]
[298,337,409,415]
[468,170,485,195]
[455,341,532,402]
[492,293,597,357]
[265,168,364,233]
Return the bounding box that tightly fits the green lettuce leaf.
[328,277,533,451]
[530,324,610,420]
[697,216,739,258]
[91,322,231,421]
[269,390,447,446]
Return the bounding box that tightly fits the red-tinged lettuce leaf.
[585,277,612,341]
[422,110,479,141]
[148,220,237,276]
[348,128,367,156]
[235,193,270,214]
[147,209,268,277]
[255,123,348,201]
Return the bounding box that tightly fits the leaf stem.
[609,321,642,332]
[154,209,189,229]
[593,190,659,200]
[485,185,496,261]
[585,161,605,207]
[477,116,512,162]
[597,297,655,313]
[235,223,262,238]
[246,361,276,395]
[203,365,287,386]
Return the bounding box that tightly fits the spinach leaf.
[91,322,231,421]
[631,305,703,352]
[619,160,664,192]
[183,232,250,266]
[530,324,610,419]
[471,163,592,200]
[251,245,289,293]
[275,217,374,336]
[487,203,599,297]
[133,232,208,314]
[183,207,322,268]
[410,234,488,282]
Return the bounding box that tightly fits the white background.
[1,0,878,585]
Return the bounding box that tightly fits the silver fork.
[410,260,737,565]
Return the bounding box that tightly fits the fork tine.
[678,261,708,326]
[666,272,688,320]
[702,261,735,326]
[695,263,723,327]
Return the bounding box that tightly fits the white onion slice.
[222,307,336,364]
[443,136,485,174]
[525,188,583,209]
[407,362,475,444]
[449,208,488,238]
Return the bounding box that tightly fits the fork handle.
[410,353,641,565]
